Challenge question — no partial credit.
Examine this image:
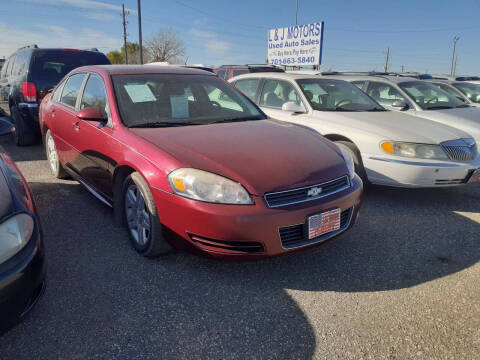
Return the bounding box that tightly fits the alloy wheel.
[125,184,151,246]
[46,133,58,174]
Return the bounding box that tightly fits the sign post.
[267,22,324,67]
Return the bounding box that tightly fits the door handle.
[73,121,80,131]
[51,110,55,118]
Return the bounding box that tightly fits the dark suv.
[214,64,284,80]
[0,45,110,145]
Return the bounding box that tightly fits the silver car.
[323,73,480,144]
[230,72,480,188]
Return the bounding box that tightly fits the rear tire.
[45,129,68,179]
[335,141,369,186]
[123,172,172,257]
[11,106,35,146]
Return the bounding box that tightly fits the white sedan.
[230,72,480,187]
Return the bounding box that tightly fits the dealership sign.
[268,22,324,66]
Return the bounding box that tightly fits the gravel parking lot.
[0,124,479,360]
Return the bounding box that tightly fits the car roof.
[230,71,346,82]
[320,74,421,84]
[72,64,216,76]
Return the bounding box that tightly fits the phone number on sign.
[271,57,316,65]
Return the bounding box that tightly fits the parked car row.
[230,71,480,187]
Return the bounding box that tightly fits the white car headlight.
[338,146,355,180]
[381,141,449,160]
[0,213,34,264]
[168,168,253,204]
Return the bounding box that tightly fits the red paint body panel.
[39,65,363,259]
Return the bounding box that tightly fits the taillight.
[22,82,37,103]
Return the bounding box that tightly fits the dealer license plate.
[469,169,480,183]
[308,208,341,240]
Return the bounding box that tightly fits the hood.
[129,119,348,195]
[414,107,480,143]
[313,110,471,144]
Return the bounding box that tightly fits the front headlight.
[381,141,449,160]
[168,168,253,204]
[0,213,34,264]
[338,146,355,180]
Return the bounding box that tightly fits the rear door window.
[60,73,86,108]
[13,51,29,77]
[232,69,249,78]
[216,70,227,79]
[260,79,301,109]
[352,81,365,90]
[30,50,110,90]
[6,55,16,76]
[233,78,261,100]
[367,82,407,106]
[52,79,66,102]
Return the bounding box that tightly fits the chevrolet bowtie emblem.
[307,187,322,197]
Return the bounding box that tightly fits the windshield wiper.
[334,107,361,112]
[425,106,454,110]
[366,108,387,112]
[208,117,261,124]
[128,121,198,128]
[456,104,470,108]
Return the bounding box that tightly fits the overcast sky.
[1,0,479,75]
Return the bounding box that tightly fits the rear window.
[30,50,110,88]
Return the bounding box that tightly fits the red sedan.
[39,65,362,259]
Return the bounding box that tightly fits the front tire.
[45,129,68,179]
[335,141,369,185]
[123,172,172,257]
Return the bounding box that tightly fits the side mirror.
[391,100,408,110]
[282,101,306,113]
[76,107,107,122]
[0,118,14,137]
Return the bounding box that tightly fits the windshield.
[399,81,466,110]
[112,74,265,127]
[453,82,480,103]
[296,78,385,111]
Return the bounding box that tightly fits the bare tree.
[144,29,185,64]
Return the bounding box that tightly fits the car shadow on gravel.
[0,178,479,359]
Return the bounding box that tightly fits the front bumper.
[153,175,363,259]
[0,222,45,333]
[364,153,480,187]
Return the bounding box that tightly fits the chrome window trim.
[264,175,350,208]
[278,206,354,250]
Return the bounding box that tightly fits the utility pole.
[137,0,143,64]
[450,36,460,76]
[453,56,458,76]
[295,0,298,25]
[122,4,129,64]
[384,47,390,72]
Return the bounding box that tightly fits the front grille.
[279,207,353,249]
[190,235,264,254]
[264,176,350,208]
[441,139,477,162]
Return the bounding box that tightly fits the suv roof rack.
[83,48,99,52]
[18,44,38,50]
